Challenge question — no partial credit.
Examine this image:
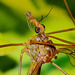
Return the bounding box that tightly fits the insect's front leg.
[19,42,29,75]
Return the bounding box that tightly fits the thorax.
[27,34,56,63]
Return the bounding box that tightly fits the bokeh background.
[0,0,75,75]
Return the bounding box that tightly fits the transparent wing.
[60,48,75,66]
[26,15,33,32]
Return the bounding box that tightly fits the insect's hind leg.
[50,61,69,75]
[19,48,26,75]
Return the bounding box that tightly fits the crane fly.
[0,0,75,75]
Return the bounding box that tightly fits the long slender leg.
[19,42,29,75]
[19,48,26,75]
[64,0,75,24]
[50,61,69,75]
[46,28,75,34]
[30,40,75,48]
[48,35,75,45]
[0,43,26,48]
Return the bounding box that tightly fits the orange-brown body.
[25,34,56,75]
[0,1,75,75]
[29,35,56,63]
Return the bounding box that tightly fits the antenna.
[38,8,53,22]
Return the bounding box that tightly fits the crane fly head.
[25,11,45,34]
[25,9,53,34]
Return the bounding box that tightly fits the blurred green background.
[0,0,75,75]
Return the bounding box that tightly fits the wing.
[26,14,33,32]
[59,48,75,67]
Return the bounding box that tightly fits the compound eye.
[41,24,45,28]
[35,27,41,33]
